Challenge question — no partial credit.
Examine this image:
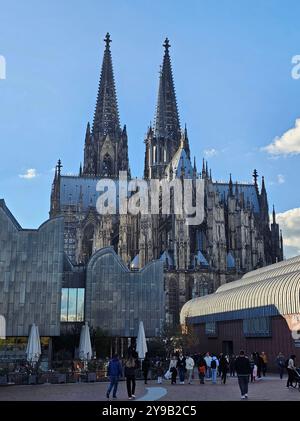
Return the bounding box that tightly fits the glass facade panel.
[205,321,217,336]
[77,289,85,321]
[68,289,77,322]
[243,317,271,337]
[60,288,85,322]
[60,288,68,322]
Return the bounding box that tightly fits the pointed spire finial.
[57,159,62,177]
[202,158,206,178]
[253,169,258,185]
[229,173,233,195]
[163,37,171,52]
[104,32,112,49]
[272,204,276,224]
[261,175,266,192]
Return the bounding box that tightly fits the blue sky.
[0,0,299,255]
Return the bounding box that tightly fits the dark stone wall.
[0,200,64,336]
[85,247,164,337]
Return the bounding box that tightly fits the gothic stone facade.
[50,34,283,327]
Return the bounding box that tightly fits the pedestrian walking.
[229,354,236,377]
[261,352,268,376]
[286,355,297,388]
[219,354,229,384]
[211,355,219,384]
[124,355,138,400]
[185,354,195,384]
[235,350,251,399]
[106,354,123,399]
[204,352,212,379]
[169,355,178,385]
[177,353,186,384]
[142,353,151,384]
[254,352,263,379]
[197,355,207,384]
[276,352,285,380]
[155,360,164,384]
[249,354,255,383]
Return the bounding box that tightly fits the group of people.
[105,349,299,400]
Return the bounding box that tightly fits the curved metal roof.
[242,254,300,279]
[180,255,300,324]
[218,256,300,293]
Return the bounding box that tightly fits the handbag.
[164,369,171,380]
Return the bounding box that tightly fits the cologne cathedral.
[50,34,283,326]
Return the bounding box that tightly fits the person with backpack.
[210,355,219,384]
[197,355,207,384]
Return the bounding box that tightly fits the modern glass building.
[0,200,164,362]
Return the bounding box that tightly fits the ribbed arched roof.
[217,255,300,293]
[180,255,300,324]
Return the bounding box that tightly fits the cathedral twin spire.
[154,38,181,145]
[93,33,121,140]
[83,33,186,179]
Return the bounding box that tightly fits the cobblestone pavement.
[0,375,299,401]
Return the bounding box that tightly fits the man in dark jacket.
[234,350,251,399]
[106,354,123,399]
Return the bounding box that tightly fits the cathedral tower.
[144,38,184,179]
[83,33,130,178]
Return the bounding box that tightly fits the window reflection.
[77,289,84,322]
[61,289,68,322]
[60,288,85,322]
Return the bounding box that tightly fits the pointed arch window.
[103,153,113,176]
[82,223,95,263]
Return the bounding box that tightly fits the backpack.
[285,359,289,369]
[198,365,206,374]
[211,359,217,369]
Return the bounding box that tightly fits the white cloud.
[277,174,285,184]
[204,148,218,158]
[276,208,300,258]
[19,168,38,179]
[262,118,300,156]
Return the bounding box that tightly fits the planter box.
[57,374,66,384]
[28,375,37,385]
[0,375,7,385]
[87,372,96,382]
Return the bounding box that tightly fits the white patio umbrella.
[79,322,92,361]
[26,323,41,364]
[0,315,6,339]
[136,321,147,359]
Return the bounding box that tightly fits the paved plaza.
[0,374,299,401]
